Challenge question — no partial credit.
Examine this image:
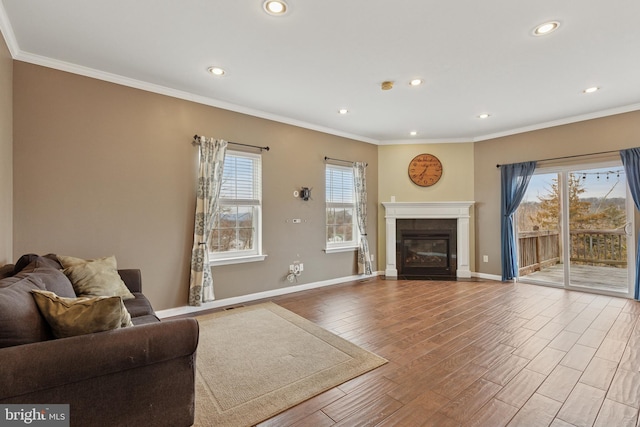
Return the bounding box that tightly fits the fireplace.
[382,201,474,280]
[398,220,457,279]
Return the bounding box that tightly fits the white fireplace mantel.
[382,201,475,279]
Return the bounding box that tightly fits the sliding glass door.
[516,162,634,297]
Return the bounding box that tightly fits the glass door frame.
[517,159,635,299]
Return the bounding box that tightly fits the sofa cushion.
[14,253,63,274]
[0,274,53,348]
[0,264,14,279]
[31,290,134,339]
[57,255,135,300]
[123,292,156,318]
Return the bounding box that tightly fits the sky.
[523,166,627,203]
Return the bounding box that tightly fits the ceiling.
[1,1,639,144]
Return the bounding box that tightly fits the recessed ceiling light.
[207,66,225,76]
[263,0,288,15]
[410,131,418,136]
[338,108,349,115]
[583,86,600,94]
[409,79,423,86]
[533,21,560,36]
[478,113,491,119]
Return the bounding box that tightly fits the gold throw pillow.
[31,290,133,338]
[57,255,135,300]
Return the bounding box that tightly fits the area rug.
[193,302,387,427]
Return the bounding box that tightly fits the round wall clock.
[408,153,443,187]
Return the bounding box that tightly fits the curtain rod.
[324,156,368,167]
[192,135,270,152]
[496,149,620,168]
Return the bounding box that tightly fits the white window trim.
[324,245,358,254]
[208,150,264,266]
[209,254,267,266]
[325,163,360,251]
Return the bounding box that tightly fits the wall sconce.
[300,187,311,201]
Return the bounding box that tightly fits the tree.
[529,173,624,231]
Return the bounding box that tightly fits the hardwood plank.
[430,362,489,400]
[511,336,551,360]
[375,396,446,427]
[332,395,403,427]
[438,378,502,422]
[537,365,582,403]
[548,330,581,352]
[556,383,606,427]
[257,388,345,427]
[579,357,618,391]
[495,369,547,408]
[593,399,637,427]
[482,354,531,386]
[607,369,640,409]
[290,410,335,427]
[321,377,398,422]
[575,327,608,348]
[506,393,562,427]
[595,337,628,362]
[526,347,567,376]
[463,398,519,427]
[560,344,597,371]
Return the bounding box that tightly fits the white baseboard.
[157,270,502,319]
[156,271,382,319]
[473,272,502,281]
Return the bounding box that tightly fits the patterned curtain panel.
[353,162,373,275]
[188,137,227,306]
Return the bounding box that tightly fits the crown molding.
[473,103,640,142]
[0,2,18,57]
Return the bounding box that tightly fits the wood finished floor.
[204,278,640,426]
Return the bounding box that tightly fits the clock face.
[408,154,443,187]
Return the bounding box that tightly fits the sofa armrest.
[118,268,142,293]
[0,318,199,400]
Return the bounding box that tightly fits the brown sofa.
[0,254,199,427]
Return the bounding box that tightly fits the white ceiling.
[1,0,639,144]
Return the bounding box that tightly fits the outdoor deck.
[521,263,629,293]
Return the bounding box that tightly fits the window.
[326,164,358,251]
[209,150,264,265]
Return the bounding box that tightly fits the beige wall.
[0,31,12,265]
[13,62,378,310]
[474,111,640,277]
[376,143,475,270]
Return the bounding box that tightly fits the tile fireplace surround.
[382,201,474,279]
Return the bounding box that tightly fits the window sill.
[209,254,267,266]
[324,246,358,254]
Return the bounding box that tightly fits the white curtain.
[188,137,227,306]
[353,161,373,275]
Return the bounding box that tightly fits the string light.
[574,169,624,180]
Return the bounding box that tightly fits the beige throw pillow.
[31,290,133,338]
[57,255,134,300]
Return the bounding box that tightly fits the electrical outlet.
[483,255,489,263]
[370,254,375,263]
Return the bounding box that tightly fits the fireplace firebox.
[396,219,457,280]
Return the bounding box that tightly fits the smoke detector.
[381,81,394,90]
